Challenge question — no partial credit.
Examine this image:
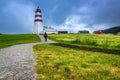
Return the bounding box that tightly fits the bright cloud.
[54,15,91,33]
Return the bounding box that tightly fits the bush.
[72,37,98,46]
[98,70,110,76]
[115,44,120,48]
[81,63,89,68]
[102,39,109,48]
[83,38,98,46]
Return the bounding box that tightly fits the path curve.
[0,35,56,80]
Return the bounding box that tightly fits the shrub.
[98,70,110,76]
[102,39,109,48]
[115,44,120,49]
[83,38,98,46]
[72,37,98,46]
[64,66,71,73]
[81,63,89,68]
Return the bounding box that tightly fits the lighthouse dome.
[35,7,41,13]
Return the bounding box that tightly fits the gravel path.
[0,35,56,80]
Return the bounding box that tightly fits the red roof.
[93,30,103,34]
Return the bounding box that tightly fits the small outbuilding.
[78,30,89,34]
[58,31,68,34]
[93,30,103,34]
[43,26,58,34]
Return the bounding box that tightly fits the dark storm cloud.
[88,0,120,26]
[55,0,120,32]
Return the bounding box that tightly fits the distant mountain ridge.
[102,26,120,34]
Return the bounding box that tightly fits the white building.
[34,7,43,34]
[43,26,58,34]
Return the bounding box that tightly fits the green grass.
[33,44,120,80]
[48,34,120,49]
[0,34,40,48]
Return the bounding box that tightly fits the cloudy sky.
[0,0,120,33]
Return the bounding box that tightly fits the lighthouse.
[34,7,43,34]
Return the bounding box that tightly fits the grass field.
[0,34,40,48]
[33,44,120,80]
[48,34,120,49]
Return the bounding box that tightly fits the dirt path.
[0,35,56,80]
[51,43,120,55]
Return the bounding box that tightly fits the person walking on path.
[44,32,47,42]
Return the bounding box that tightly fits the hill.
[102,26,120,34]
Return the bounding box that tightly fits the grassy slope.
[0,34,40,48]
[33,44,120,80]
[48,34,120,49]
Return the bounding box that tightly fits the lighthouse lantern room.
[34,7,43,34]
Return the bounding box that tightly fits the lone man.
[44,32,47,42]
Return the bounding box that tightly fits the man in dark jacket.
[44,32,47,42]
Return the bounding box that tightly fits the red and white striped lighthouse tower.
[34,7,43,34]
